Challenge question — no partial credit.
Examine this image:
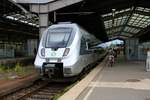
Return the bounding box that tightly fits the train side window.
[80,37,93,55]
[80,37,87,55]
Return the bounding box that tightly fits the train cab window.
[45,27,73,48]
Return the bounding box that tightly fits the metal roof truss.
[102,7,150,39]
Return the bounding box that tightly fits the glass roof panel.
[123,26,140,34]
[136,7,150,13]
[128,13,150,28]
[103,7,150,38]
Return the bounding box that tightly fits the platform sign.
[146,51,150,71]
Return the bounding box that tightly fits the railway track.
[1,80,71,100]
[1,56,106,100]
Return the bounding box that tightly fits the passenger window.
[80,37,87,55]
[80,37,92,55]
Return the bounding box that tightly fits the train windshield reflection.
[45,27,72,48]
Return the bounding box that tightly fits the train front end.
[34,24,79,79]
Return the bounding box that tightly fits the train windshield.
[45,27,72,48]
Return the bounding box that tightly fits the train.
[34,22,105,79]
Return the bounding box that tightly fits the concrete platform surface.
[59,57,106,100]
[77,54,150,100]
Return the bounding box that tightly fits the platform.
[60,53,150,100]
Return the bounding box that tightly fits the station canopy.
[0,0,39,27]
[1,0,150,42]
[0,0,39,39]
[102,7,150,40]
[50,0,150,41]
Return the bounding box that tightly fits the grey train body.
[34,22,103,79]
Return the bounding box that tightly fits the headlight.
[63,48,70,56]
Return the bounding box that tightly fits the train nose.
[43,63,64,78]
[44,48,66,58]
